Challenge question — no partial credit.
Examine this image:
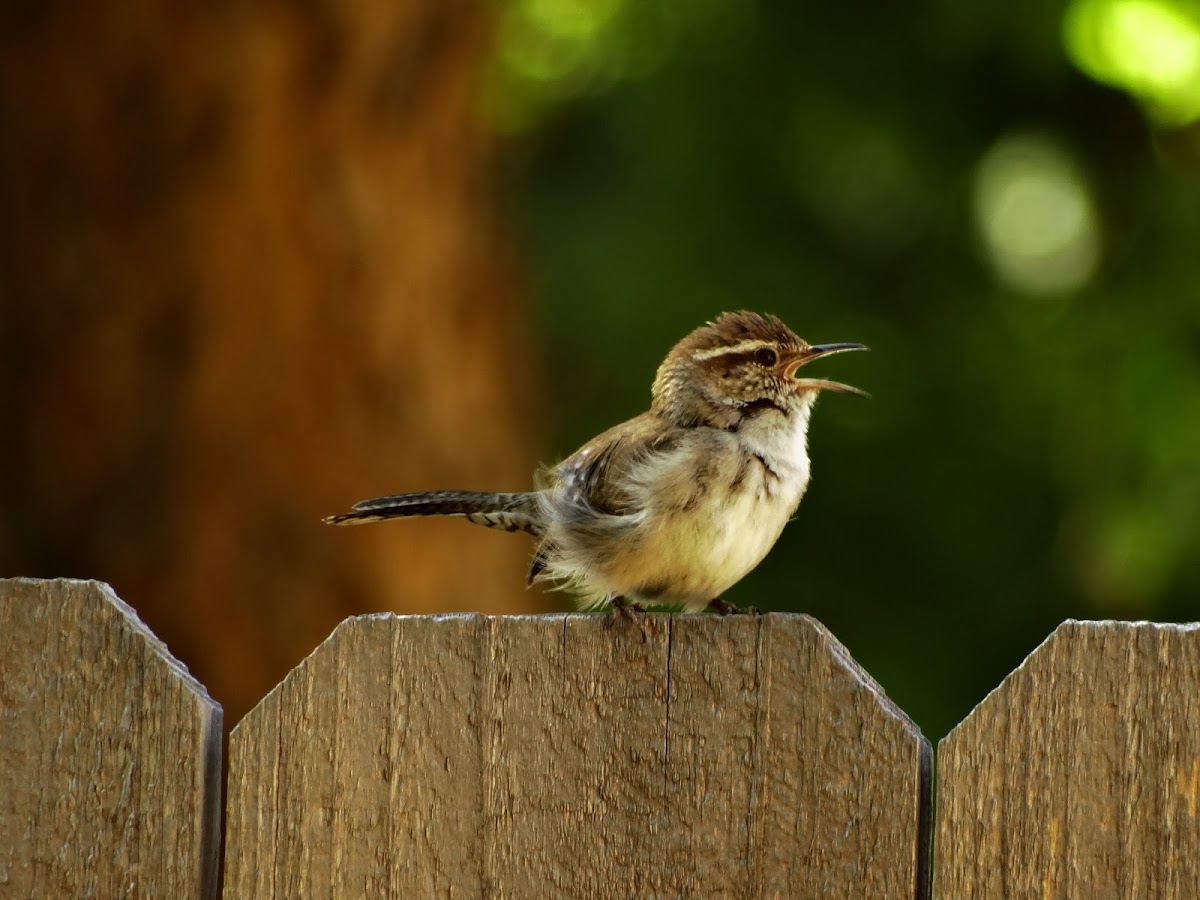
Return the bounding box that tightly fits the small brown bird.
[326,312,867,614]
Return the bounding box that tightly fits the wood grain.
[936,619,1200,899]
[0,578,222,899]
[224,613,930,898]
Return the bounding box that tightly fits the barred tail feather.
[324,490,543,535]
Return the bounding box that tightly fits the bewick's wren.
[326,311,866,614]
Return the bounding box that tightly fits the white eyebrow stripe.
[692,339,771,361]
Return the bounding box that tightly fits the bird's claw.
[607,595,649,640]
[707,598,761,616]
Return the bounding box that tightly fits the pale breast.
[668,460,797,599]
[595,426,811,606]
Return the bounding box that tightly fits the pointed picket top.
[224,612,930,899]
[0,578,222,899]
[936,619,1200,898]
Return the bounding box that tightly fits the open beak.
[786,342,869,397]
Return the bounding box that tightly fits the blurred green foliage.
[497,0,1200,739]
[1065,0,1200,125]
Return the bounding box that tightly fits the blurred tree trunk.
[0,2,539,724]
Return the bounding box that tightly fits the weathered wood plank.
[936,620,1200,898]
[224,613,929,899]
[0,578,222,899]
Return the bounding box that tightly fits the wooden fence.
[1,578,1197,898]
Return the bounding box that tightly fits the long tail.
[323,490,543,535]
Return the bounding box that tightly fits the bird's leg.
[707,598,762,616]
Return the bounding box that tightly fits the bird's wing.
[548,412,682,516]
[528,412,682,588]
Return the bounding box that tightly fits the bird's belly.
[604,478,799,607]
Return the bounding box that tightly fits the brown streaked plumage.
[325,311,867,613]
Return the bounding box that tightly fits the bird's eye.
[755,347,778,367]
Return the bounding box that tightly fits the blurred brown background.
[0,2,539,725]
[4,0,1199,741]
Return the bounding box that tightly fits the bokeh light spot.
[1065,0,1200,124]
[526,0,623,40]
[973,134,1101,297]
[491,0,754,130]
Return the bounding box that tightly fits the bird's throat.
[737,396,788,419]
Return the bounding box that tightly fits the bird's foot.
[611,595,647,616]
[707,598,762,616]
[607,595,649,640]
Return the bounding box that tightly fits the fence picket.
[0,578,222,899]
[936,620,1200,898]
[222,612,930,899]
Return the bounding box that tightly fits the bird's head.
[651,311,868,428]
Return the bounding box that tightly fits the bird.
[325,311,867,615]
